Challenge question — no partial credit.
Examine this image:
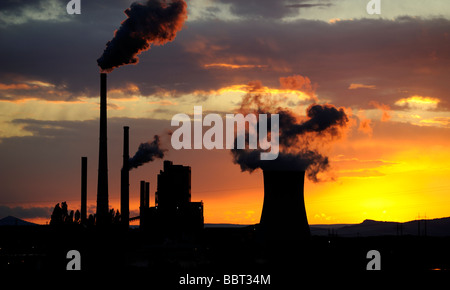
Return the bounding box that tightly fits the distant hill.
[310,217,450,237]
[0,216,38,226]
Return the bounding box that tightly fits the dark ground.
[1,225,449,286]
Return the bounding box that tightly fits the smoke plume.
[97,0,187,72]
[129,135,166,170]
[231,90,349,182]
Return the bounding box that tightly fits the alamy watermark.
[66,0,81,15]
[366,0,381,15]
[170,106,279,161]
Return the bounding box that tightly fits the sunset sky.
[0,0,449,225]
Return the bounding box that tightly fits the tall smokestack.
[81,156,87,224]
[96,73,109,226]
[121,126,130,227]
[259,170,310,243]
[145,182,150,208]
[140,180,146,229]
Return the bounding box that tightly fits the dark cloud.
[230,90,350,182]
[97,0,188,72]
[285,3,332,8]
[128,135,166,170]
[0,2,448,111]
[0,205,52,219]
[216,0,332,19]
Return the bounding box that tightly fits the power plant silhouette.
[80,73,205,239]
[260,170,310,242]
[82,72,310,243]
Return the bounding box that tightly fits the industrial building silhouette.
[140,160,204,239]
[91,73,305,243]
[78,73,205,238]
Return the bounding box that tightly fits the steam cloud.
[231,93,349,182]
[129,135,166,170]
[97,0,187,72]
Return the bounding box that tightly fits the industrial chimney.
[121,126,130,227]
[81,156,87,224]
[96,73,109,226]
[259,170,310,243]
[140,180,150,229]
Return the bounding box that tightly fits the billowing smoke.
[129,135,166,170]
[97,0,187,72]
[231,92,349,182]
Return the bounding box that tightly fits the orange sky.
[7,84,449,226]
[1,1,449,226]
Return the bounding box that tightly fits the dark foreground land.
[1,225,449,285]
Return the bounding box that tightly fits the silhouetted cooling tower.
[81,156,87,224]
[260,170,310,243]
[96,73,109,226]
[121,126,130,227]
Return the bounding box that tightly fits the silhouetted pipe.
[96,73,109,226]
[140,180,146,229]
[260,170,310,243]
[81,156,87,224]
[121,126,130,227]
[145,182,150,208]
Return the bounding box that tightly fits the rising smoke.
[231,91,349,182]
[129,135,166,170]
[97,0,187,72]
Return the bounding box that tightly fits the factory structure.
[80,72,309,243]
[78,73,204,238]
[139,160,204,238]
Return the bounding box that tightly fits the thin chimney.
[81,156,87,224]
[140,180,146,229]
[96,73,109,226]
[145,182,150,208]
[121,126,130,227]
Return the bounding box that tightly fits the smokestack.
[121,126,130,227]
[81,156,87,224]
[140,180,146,229]
[96,73,109,226]
[259,170,310,243]
[145,182,150,208]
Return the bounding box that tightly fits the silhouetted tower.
[121,126,130,227]
[140,180,150,229]
[96,73,109,226]
[81,156,87,224]
[155,160,191,208]
[259,170,310,243]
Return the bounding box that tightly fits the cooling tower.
[121,126,130,227]
[259,170,310,243]
[96,73,109,226]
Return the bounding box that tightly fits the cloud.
[358,118,373,136]
[0,205,52,219]
[204,63,268,69]
[332,157,398,170]
[337,169,385,178]
[279,74,316,98]
[395,95,440,110]
[285,3,332,9]
[419,117,450,128]
[348,83,376,90]
[1,11,449,111]
[0,0,70,27]
[370,101,391,122]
